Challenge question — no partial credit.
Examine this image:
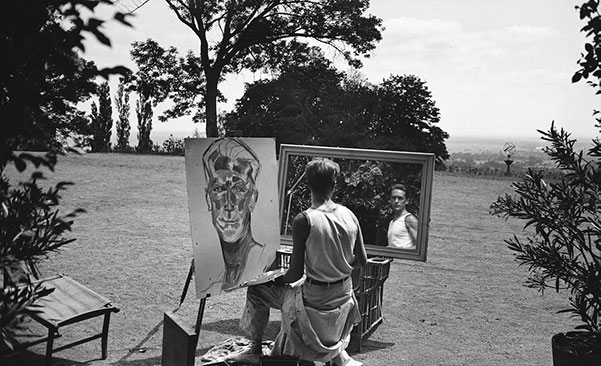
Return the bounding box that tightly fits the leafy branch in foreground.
[1,0,129,352]
[490,123,601,334]
[0,167,84,351]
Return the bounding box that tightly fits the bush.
[0,153,83,350]
[161,135,184,156]
[490,123,601,336]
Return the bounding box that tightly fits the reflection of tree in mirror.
[282,155,422,246]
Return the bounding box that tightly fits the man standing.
[202,138,265,290]
[387,183,418,249]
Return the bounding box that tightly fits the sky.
[83,0,600,142]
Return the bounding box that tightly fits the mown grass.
[4,152,576,366]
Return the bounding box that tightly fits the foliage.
[0,170,84,349]
[224,54,449,163]
[163,0,383,137]
[370,75,449,164]
[90,81,113,152]
[0,0,130,350]
[115,77,132,152]
[161,50,210,125]
[224,52,349,149]
[574,0,601,96]
[136,93,154,153]
[490,124,601,335]
[127,41,214,129]
[0,0,130,161]
[128,39,180,152]
[161,135,185,156]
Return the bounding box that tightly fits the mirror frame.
[278,144,434,261]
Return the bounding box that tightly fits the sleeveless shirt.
[303,202,357,282]
[387,212,415,249]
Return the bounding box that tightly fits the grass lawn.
[4,152,577,365]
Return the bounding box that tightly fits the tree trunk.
[205,71,219,137]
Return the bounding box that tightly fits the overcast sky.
[84,0,600,141]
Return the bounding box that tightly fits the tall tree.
[224,59,450,162]
[90,81,113,152]
[136,94,154,152]
[163,0,383,137]
[115,77,132,151]
[369,75,449,162]
[129,39,179,152]
[224,51,346,149]
[130,46,210,126]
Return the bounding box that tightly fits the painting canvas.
[185,138,281,298]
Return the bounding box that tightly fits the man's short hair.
[390,183,410,198]
[202,138,260,185]
[305,158,340,195]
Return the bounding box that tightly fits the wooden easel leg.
[195,296,207,335]
[162,259,209,366]
[180,259,195,307]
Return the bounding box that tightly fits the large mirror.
[278,144,434,261]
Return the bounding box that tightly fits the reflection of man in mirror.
[387,183,418,249]
[203,138,264,290]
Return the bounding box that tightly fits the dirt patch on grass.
[4,153,576,365]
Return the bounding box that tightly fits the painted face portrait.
[203,139,261,244]
[206,158,257,242]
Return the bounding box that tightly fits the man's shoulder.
[404,212,418,224]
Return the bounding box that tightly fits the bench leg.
[45,328,55,366]
[101,312,112,359]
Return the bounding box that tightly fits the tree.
[0,1,129,159]
[136,93,154,152]
[128,39,179,152]
[163,0,383,137]
[574,0,601,96]
[128,43,210,127]
[90,81,113,152]
[224,56,450,163]
[224,50,348,149]
[574,0,601,156]
[0,0,130,350]
[115,77,132,151]
[368,75,449,163]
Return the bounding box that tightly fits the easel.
[161,259,208,366]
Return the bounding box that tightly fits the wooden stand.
[161,260,208,366]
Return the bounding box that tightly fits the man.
[239,158,367,366]
[202,138,265,290]
[387,183,418,249]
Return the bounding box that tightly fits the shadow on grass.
[1,350,90,366]
[200,318,281,339]
[354,339,395,354]
[110,318,281,366]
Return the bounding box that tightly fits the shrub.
[161,135,185,156]
[490,123,601,336]
[0,153,83,350]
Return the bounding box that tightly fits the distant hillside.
[446,135,594,154]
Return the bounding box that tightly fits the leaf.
[13,159,26,172]
[115,12,134,27]
[98,66,131,79]
[573,71,583,83]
